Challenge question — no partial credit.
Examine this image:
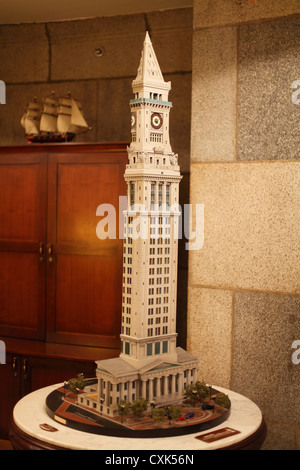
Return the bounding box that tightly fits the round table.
[9,384,266,451]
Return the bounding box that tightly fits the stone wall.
[188,0,300,450]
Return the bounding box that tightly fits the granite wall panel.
[0,24,49,83]
[191,26,237,162]
[232,291,300,430]
[189,161,300,294]
[237,18,300,161]
[147,8,193,73]
[194,0,300,30]
[187,286,233,388]
[47,15,146,81]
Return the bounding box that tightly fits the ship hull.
[26,133,75,143]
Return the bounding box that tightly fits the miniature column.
[148,378,154,402]
[141,379,147,399]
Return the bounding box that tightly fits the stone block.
[193,0,300,29]
[191,27,237,162]
[238,18,300,161]
[47,15,146,81]
[168,73,192,173]
[0,24,49,83]
[147,8,193,73]
[189,161,300,293]
[232,291,300,427]
[262,420,298,450]
[96,77,132,143]
[187,286,233,388]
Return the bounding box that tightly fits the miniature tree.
[214,393,230,409]
[131,397,148,418]
[168,404,182,421]
[152,407,165,424]
[195,381,210,401]
[118,400,131,423]
[67,373,85,394]
[185,381,210,404]
[185,384,198,403]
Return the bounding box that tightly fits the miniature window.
[166,185,170,208]
[158,184,162,207]
[130,183,135,206]
[147,343,153,356]
[154,342,160,355]
[162,341,168,353]
[150,133,162,143]
[125,342,130,355]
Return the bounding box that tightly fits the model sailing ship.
[45,33,230,437]
[20,92,89,143]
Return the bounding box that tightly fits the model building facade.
[80,33,198,416]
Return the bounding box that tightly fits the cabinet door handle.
[39,242,44,263]
[12,357,18,377]
[47,243,53,263]
[23,358,28,380]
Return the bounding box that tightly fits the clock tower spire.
[129,31,173,156]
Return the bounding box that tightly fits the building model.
[78,32,198,418]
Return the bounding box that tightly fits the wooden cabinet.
[0,348,98,439]
[0,143,128,438]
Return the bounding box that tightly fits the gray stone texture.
[232,291,300,429]
[147,8,193,73]
[47,15,146,81]
[0,24,49,83]
[190,3,300,449]
[189,161,300,294]
[237,18,300,161]
[187,287,233,389]
[194,0,300,29]
[262,420,299,450]
[191,26,237,162]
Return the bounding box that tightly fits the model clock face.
[131,113,136,128]
[151,113,163,129]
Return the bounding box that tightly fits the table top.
[11,383,265,450]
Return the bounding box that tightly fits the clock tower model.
[121,31,183,368]
[83,33,198,417]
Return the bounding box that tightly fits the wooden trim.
[0,336,120,362]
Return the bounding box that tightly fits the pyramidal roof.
[132,32,170,90]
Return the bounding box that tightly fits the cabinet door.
[46,150,127,347]
[21,355,96,397]
[0,153,47,340]
[0,354,21,439]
